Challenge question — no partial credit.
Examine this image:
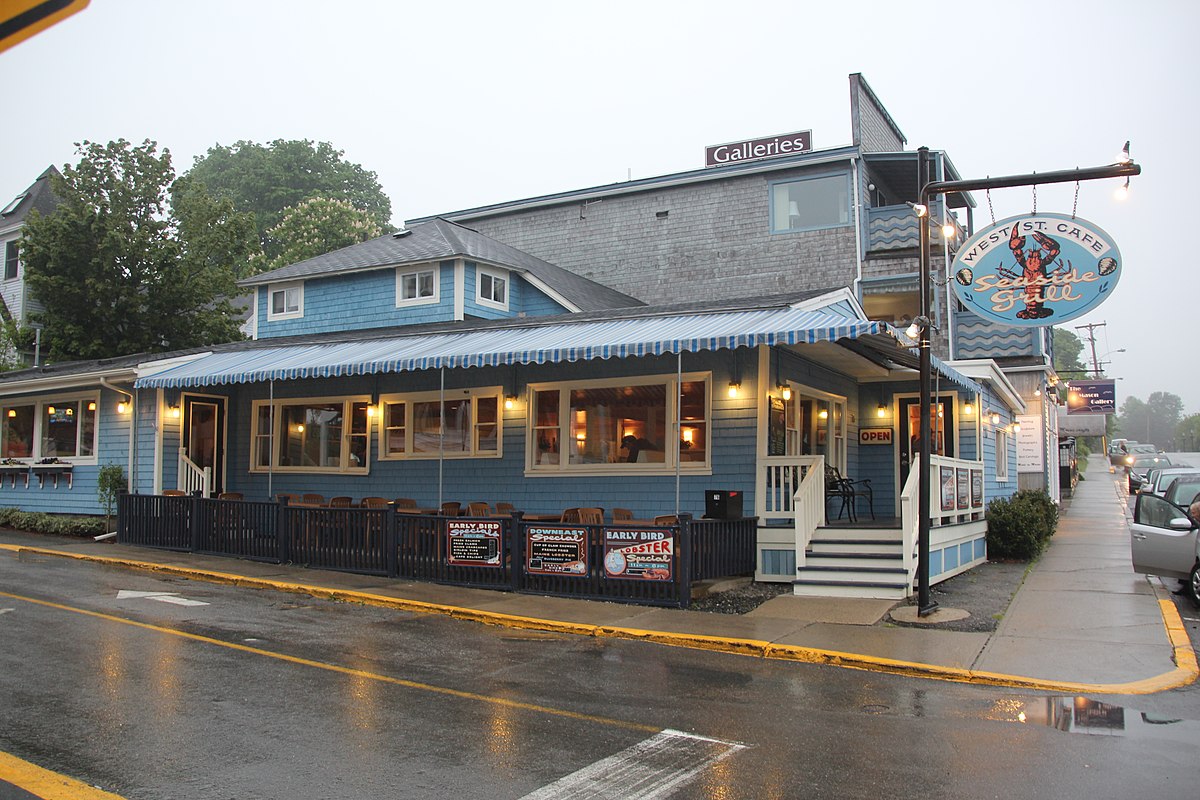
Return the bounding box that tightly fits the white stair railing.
[178,453,211,498]
[792,455,827,569]
[755,455,822,523]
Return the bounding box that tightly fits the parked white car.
[1130,493,1200,604]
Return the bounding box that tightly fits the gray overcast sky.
[3,0,1196,414]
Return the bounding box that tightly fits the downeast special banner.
[951,213,1122,327]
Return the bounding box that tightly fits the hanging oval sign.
[949,213,1121,327]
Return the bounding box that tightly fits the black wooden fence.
[117,495,759,609]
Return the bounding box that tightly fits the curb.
[4,542,1197,695]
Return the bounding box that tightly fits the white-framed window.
[778,383,847,473]
[379,387,501,460]
[3,240,18,281]
[996,428,1010,481]
[769,172,851,233]
[396,265,439,306]
[528,373,710,475]
[477,266,508,310]
[267,282,303,321]
[1,393,99,462]
[250,396,369,474]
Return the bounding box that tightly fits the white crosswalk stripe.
[519,729,746,800]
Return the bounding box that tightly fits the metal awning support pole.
[268,379,274,501]
[675,351,682,515]
[915,149,1141,616]
[438,367,445,508]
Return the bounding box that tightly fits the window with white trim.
[528,374,710,473]
[379,388,501,460]
[3,240,18,281]
[397,265,438,305]
[250,397,369,473]
[769,173,850,233]
[477,267,508,310]
[996,429,1010,481]
[1,394,99,461]
[267,282,303,320]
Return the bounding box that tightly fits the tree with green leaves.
[1117,392,1184,450]
[1052,327,1088,378]
[183,139,393,272]
[20,139,257,363]
[246,196,383,276]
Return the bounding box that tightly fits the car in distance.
[1127,455,1171,495]
[1129,492,1199,604]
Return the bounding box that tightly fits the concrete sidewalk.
[1,462,1195,695]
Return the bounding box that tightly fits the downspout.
[438,367,445,507]
[100,378,134,492]
[675,352,682,515]
[268,379,275,500]
[851,158,864,300]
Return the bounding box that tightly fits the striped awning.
[135,307,896,389]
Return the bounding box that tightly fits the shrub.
[986,489,1059,561]
[96,463,126,529]
[0,507,106,537]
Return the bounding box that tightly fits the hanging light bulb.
[1114,177,1130,201]
[727,382,740,399]
[780,385,792,401]
[941,221,956,239]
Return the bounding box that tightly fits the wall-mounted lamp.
[504,395,517,411]
[88,401,97,412]
[727,381,740,399]
[117,402,128,414]
[1011,421,1022,434]
[909,202,928,218]
[962,402,974,415]
[779,384,792,401]
[47,406,55,415]
[1033,387,1042,398]
[169,405,181,419]
[818,408,829,420]
[990,411,1001,426]
[876,403,887,418]
[366,405,377,418]
[940,220,956,239]
[6,409,15,418]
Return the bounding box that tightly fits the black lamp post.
[913,147,1140,616]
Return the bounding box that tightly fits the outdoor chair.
[467,501,491,517]
[560,508,581,523]
[653,514,678,525]
[328,496,354,508]
[439,501,462,516]
[275,493,300,505]
[360,497,390,508]
[301,493,326,506]
[163,489,186,496]
[612,507,633,521]
[217,492,243,501]
[494,502,515,515]
[825,466,873,522]
[577,507,604,525]
[393,498,418,509]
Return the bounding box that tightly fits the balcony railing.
[865,200,964,254]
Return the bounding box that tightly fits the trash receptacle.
[705,490,743,519]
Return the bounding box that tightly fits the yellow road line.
[0,589,658,735]
[0,751,126,800]
[4,543,1197,694]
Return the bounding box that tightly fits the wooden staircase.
[793,524,913,599]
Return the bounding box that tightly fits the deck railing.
[791,455,827,570]
[116,495,760,608]
[756,455,822,523]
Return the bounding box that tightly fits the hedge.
[985,489,1059,561]
[0,507,107,537]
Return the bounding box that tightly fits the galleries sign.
[705,131,812,168]
[950,214,1121,327]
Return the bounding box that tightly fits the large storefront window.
[250,397,369,473]
[770,173,850,233]
[379,388,501,460]
[529,374,709,473]
[1,396,97,460]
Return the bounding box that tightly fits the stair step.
[805,550,902,560]
[798,565,907,575]
[812,537,903,546]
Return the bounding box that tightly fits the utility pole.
[1075,322,1106,377]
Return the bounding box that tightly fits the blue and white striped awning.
[136,307,889,389]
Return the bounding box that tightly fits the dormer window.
[477,267,508,310]
[267,282,303,321]
[397,265,439,306]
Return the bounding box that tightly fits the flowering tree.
[248,197,383,275]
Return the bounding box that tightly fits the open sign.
[860,428,893,445]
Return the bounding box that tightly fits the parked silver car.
[1130,493,1199,604]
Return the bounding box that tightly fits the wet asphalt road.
[2,551,1199,799]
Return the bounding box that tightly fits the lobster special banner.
[950,213,1122,327]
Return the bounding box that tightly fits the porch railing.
[900,453,987,592]
[178,453,211,498]
[791,455,827,570]
[756,455,822,524]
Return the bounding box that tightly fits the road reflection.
[990,696,1200,741]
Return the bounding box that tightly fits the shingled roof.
[1,166,61,228]
[239,217,643,312]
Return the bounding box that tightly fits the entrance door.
[898,396,956,489]
[183,396,225,496]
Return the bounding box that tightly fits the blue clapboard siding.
[0,386,132,515]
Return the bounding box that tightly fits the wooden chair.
[467,501,491,517]
[495,502,515,515]
[163,489,186,496]
[577,507,604,525]
[393,498,417,509]
[276,493,300,505]
[361,497,390,508]
[612,507,633,521]
[301,493,326,506]
[328,496,354,508]
[439,501,461,516]
[653,514,679,525]
[560,507,581,524]
[217,492,243,501]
